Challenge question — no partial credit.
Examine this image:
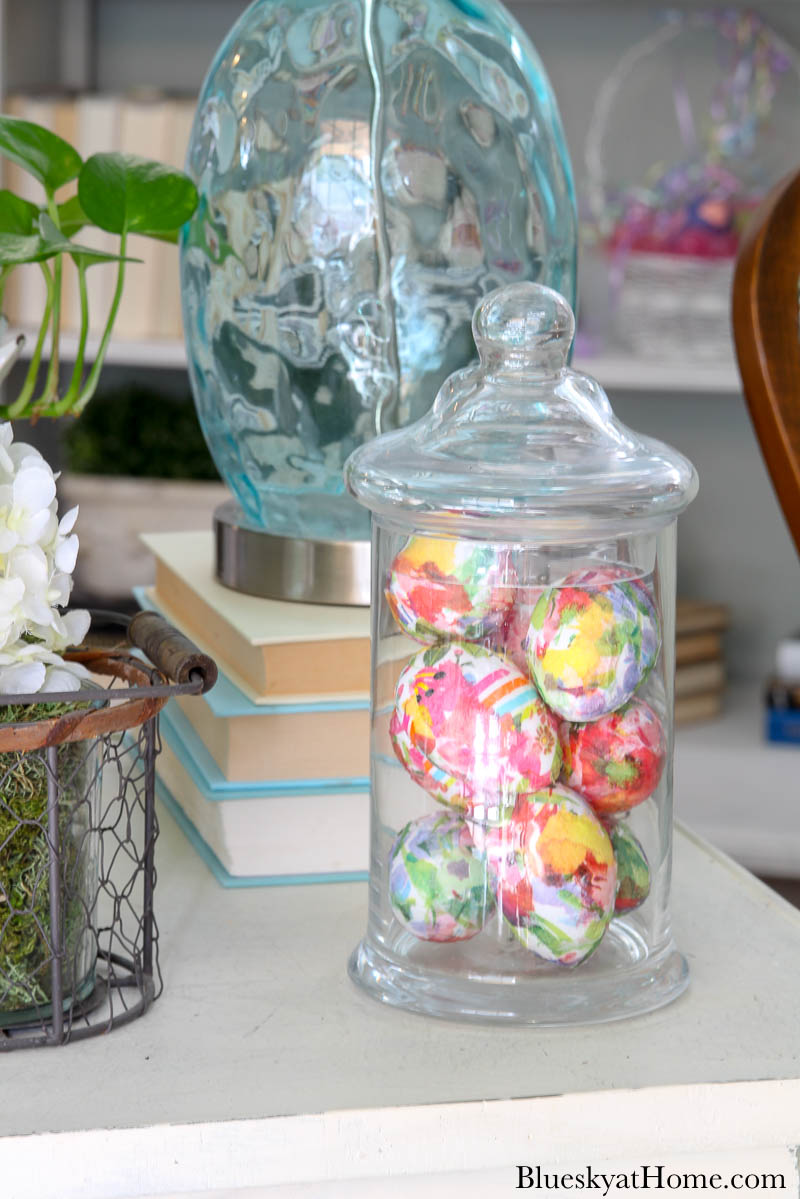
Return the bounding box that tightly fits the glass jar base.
[348,928,689,1027]
[0,964,97,1031]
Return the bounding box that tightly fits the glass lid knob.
[473,281,575,375]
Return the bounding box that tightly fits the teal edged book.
[134,585,370,785]
[156,703,370,887]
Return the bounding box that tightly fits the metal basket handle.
[127,611,218,694]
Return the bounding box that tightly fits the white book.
[155,724,370,885]
[3,95,51,331]
[75,94,121,336]
[158,97,197,340]
[115,95,172,340]
[52,97,81,334]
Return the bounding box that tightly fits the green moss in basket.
[63,384,220,481]
[0,701,97,1016]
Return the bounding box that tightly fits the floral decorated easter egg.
[390,705,467,809]
[559,698,666,816]
[494,585,544,674]
[391,642,561,815]
[389,812,493,942]
[609,822,651,914]
[483,785,617,965]
[386,535,515,643]
[526,581,660,721]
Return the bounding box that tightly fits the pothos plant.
[0,114,198,419]
[0,112,199,683]
[0,116,198,1014]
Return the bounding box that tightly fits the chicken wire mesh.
[0,614,216,1049]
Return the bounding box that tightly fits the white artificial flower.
[0,444,57,553]
[0,643,89,695]
[0,658,47,694]
[0,422,90,695]
[0,422,14,477]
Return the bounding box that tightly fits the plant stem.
[30,192,66,414]
[34,252,62,411]
[5,264,54,419]
[51,263,89,416]
[72,231,127,415]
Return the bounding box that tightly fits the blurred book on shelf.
[2,91,196,341]
[674,598,729,727]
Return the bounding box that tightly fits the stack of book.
[138,532,372,887]
[3,91,196,342]
[674,598,730,725]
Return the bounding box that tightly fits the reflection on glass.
[182,0,577,541]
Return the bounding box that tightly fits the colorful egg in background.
[481,785,617,965]
[494,584,544,674]
[388,812,493,942]
[391,642,561,815]
[608,822,651,914]
[559,698,666,817]
[526,580,661,721]
[386,536,515,643]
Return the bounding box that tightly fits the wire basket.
[583,9,800,361]
[0,612,216,1049]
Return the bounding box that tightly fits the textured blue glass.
[181,0,577,541]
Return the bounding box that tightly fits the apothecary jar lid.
[345,283,698,539]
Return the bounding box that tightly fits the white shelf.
[15,329,743,392]
[15,328,189,370]
[1,814,799,1197]
[572,350,741,395]
[674,684,800,875]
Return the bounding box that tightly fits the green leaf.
[0,116,82,192]
[56,194,87,238]
[37,212,140,268]
[146,228,179,245]
[0,189,39,235]
[0,231,58,265]
[78,152,198,237]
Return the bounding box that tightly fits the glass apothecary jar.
[344,282,698,1025]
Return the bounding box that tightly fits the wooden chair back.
[732,168,800,557]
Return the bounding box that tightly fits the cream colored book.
[675,631,723,667]
[174,689,370,785]
[674,658,725,700]
[676,598,730,636]
[143,531,371,702]
[53,98,80,334]
[75,94,121,335]
[4,95,51,330]
[136,582,370,783]
[674,692,723,726]
[157,97,197,340]
[116,95,172,339]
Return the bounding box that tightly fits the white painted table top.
[2,809,799,1198]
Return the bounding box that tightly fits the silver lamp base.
[214,500,371,606]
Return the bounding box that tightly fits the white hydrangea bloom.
[0,422,90,695]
